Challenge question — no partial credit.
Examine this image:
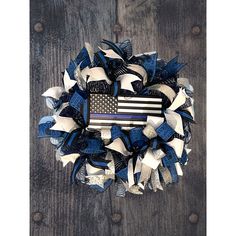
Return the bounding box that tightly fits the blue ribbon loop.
[89,179,113,192]
[38,116,64,138]
[66,47,91,80]
[161,56,185,79]
[88,157,110,169]
[69,91,84,111]
[116,167,128,181]
[80,138,105,154]
[168,164,178,183]
[162,146,178,168]
[156,122,175,141]
[179,149,188,165]
[70,156,86,184]
[176,110,195,123]
[101,39,124,58]
[129,127,148,150]
[111,125,131,150]
[150,138,161,150]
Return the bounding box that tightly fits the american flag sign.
[87,94,163,130]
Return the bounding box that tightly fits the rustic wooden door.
[30,0,206,235]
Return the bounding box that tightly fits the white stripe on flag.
[117,108,162,114]
[118,102,162,108]
[87,125,134,130]
[89,119,147,125]
[118,96,162,102]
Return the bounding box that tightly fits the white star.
[50,116,79,132]
[63,70,77,92]
[122,181,143,195]
[138,162,152,185]
[167,138,184,158]
[86,163,105,175]
[127,158,135,188]
[168,88,189,111]
[148,84,176,102]
[116,74,141,93]
[98,47,124,61]
[105,138,132,156]
[185,97,195,120]
[151,168,163,191]
[84,67,112,85]
[146,116,164,129]
[85,42,94,63]
[42,86,64,99]
[165,109,184,136]
[175,162,183,176]
[141,148,163,170]
[127,64,148,85]
[59,153,80,167]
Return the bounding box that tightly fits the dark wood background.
[30,0,206,235]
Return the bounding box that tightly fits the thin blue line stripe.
[90,113,147,120]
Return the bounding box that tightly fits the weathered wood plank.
[112,0,206,236]
[30,0,116,235]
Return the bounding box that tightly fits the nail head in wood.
[32,212,43,222]
[34,22,44,33]
[111,213,122,223]
[113,23,122,34]
[189,213,199,224]
[191,25,201,35]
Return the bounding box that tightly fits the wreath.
[38,39,195,196]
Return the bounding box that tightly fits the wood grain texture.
[30,0,116,235]
[115,1,206,236]
[30,0,206,235]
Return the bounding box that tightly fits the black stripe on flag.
[87,94,163,129]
